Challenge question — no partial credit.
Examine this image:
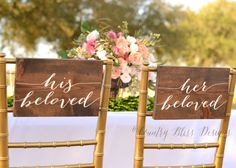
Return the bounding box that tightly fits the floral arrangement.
[67,21,159,84]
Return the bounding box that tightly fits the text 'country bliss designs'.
[17,73,100,109]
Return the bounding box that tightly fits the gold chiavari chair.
[0,53,113,168]
[134,62,236,168]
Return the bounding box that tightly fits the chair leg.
[134,62,149,168]
[0,53,9,168]
[94,57,112,168]
[214,70,236,168]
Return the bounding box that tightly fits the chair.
[134,62,236,168]
[0,53,113,168]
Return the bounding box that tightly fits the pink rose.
[128,52,143,65]
[118,57,126,65]
[112,67,121,79]
[112,46,122,56]
[115,37,130,56]
[130,67,139,76]
[117,32,123,37]
[107,31,117,40]
[87,40,95,46]
[137,41,149,59]
[84,41,96,55]
[121,64,131,74]
[123,53,129,61]
[118,58,128,69]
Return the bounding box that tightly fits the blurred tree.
[0,0,184,59]
[0,0,82,51]
[4,0,235,67]
[175,0,236,67]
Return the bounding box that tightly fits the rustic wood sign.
[153,66,230,119]
[14,58,103,116]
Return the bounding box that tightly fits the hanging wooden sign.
[14,58,103,116]
[153,66,230,119]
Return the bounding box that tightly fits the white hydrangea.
[126,35,136,44]
[86,30,99,42]
[130,43,139,53]
[96,50,107,60]
[120,73,132,83]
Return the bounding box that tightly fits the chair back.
[134,63,236,168]
[0,53,113,168]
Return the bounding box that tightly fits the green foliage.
[109,96,139,111]
[117,21,129,35]
[109,96,154,112]
[7,96,13,107]
[147,96,154,111]
[80,21,93,33]
[1,0,235,67]
[0,0,179,61]
[57,50,69,59]
[175,0,236,67]
[0,0,82,51]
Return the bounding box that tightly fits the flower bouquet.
[66,21,160,98]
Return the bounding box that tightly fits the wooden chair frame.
[134,62,236,168]
[0,53,113,168]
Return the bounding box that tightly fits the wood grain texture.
[14,58,103,116]
[153,66,230,119]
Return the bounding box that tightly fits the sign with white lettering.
[153,66,230,119]
[14,58,103,116]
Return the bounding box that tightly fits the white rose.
[130,43,139,53]
[148,53,158,67]
[86,30,99,42]
[126,35,136,44]
[148,72,157,82]
[120,73,132,83]
[96,50,107,60]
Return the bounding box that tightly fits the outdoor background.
[1,0,235,108]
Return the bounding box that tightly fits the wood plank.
[14,58,103,116]
[153,66,229,119]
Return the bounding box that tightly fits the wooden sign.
[14,58,103,116]
[153,66,230,119]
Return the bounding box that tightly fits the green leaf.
[80,21,92,33]
[7,96,13,107]
[108,96,154,112]
[57,50,69,59]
